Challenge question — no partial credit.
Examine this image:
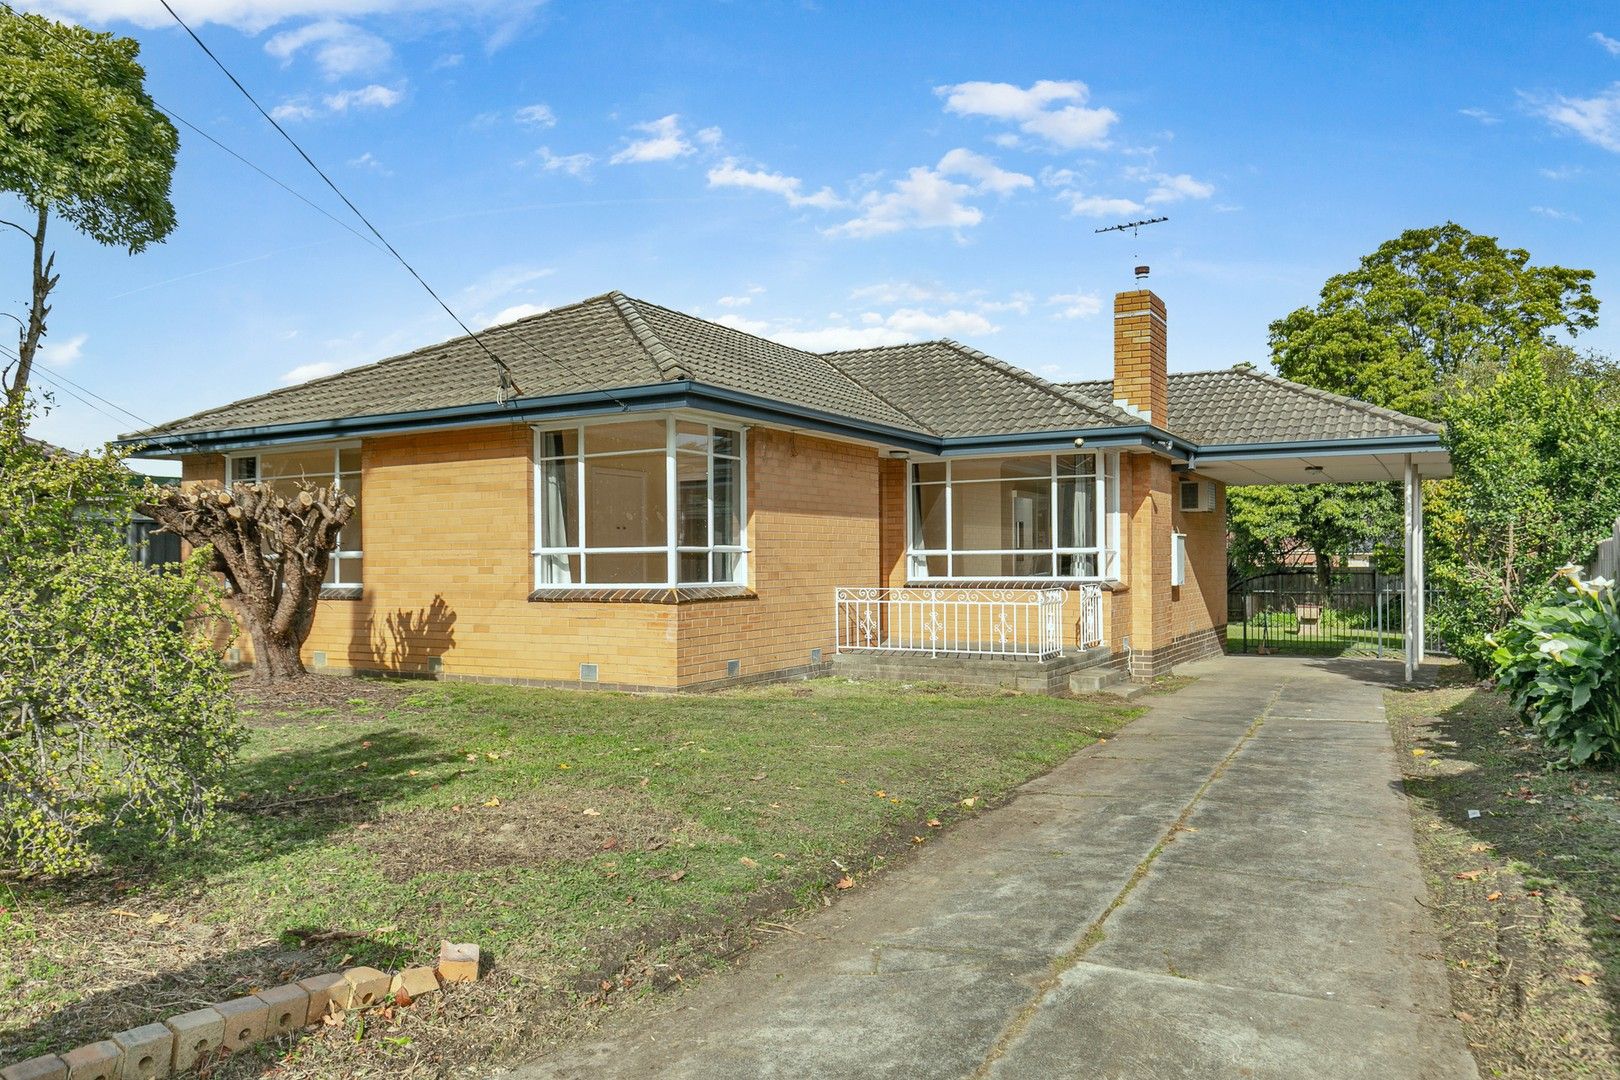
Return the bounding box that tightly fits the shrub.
[1490,567,1620,766]
[0,407,241,875]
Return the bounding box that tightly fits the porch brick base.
[830,648,1112,697]
[1126,625,1226,681]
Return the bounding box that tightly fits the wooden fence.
[1589,517,1620,581]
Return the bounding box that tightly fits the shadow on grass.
[1393,678,1620,1034]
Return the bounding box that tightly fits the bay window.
[907,452,1120,581]
[228,445,363,587]
[534,417,747,588]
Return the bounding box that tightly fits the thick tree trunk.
[142,482,353,682]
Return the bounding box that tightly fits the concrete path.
[506,656,1476,1080]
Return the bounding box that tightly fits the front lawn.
[1387,666,1620,1078]
[0,676,1137,1077]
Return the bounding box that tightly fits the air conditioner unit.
[1179,479,1217,512]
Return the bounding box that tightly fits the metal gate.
[1228,569,1408,657]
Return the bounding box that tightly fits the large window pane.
[714,455,740,547]
[338,447,361,473]
[1057,477,1096,549]
[676,452,707,546]
[586,420,667,454]
[538,552,579,585]
[913,461,947,485]
[539,428,578,458]
[539,457,578,548]
[338,475,363,552]
[950,477,1049,551]
[952,457,1049,483]
[912,482,946,549]
[713,427,740,458]
[588,551,666,584]
[259,449,338,479]
[711,551,742,583]
[954,552,1053,577]
[585,453,667,547]
[678,551,708,583]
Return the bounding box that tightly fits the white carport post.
[1403,455,1426,682]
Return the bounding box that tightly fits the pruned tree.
[142,482,354,681]
[0,7,179,408]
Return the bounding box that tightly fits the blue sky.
[14,0,1620,466]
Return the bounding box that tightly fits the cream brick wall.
[183,423,878,690]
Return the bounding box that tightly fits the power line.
[0,342,153,429]
[157,0,526,402]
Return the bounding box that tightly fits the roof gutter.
[1190,433,1447,465]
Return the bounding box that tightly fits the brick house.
[121,285,1449,690]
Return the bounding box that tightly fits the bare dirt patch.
[353,792,685,882]
[233,672,421,727]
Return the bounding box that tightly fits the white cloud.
[270,99,317,121]
[324,84,404,112]
[1060,191,1143,218]
[485,302,549,326]
[936,79,1119,150]
[1531,84,1620,151]
[1459,106,1499,124]
[826,167,983,238]
[432,52,464,70]
[460,264,554,309]
[30,1,547,33]
[1593,31,1620,55]
[529,147,594,177]
[1539,164,1583,179]
[610,114,693,164]
[347,150,391,174]
[1530,205,1581,221]
[696,126,724,147]
[281,360,339,384]
[717,294,753,307]
[37,332,87,369]
[936,147,1034,195]
[1047,291,1102,319]
[706,159,843,209]
[515,103,556,127]
[264,19,390,78]
[1143,171,1214,204]
[715,307,998,352]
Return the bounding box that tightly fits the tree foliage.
[1428,353,1620,673]
[0,404,239,876]
[0,6,178,402]
[143,482,355,681]
[1227,482,1401,584]
[1269,222,1599,420]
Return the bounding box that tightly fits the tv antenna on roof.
[1094,216,1168,237]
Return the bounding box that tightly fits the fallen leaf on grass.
[1454,869,1485,881]
[961,798,977,808]
[1486,892,1502,902]
[910,836,925,845]
[482,797,501,808]
[740,857,759,868]
[581,808,601,817]
[1454,1010,1475,1023]
[1411,748,1427,757]
[147,912,170,926]
[110,909,143,919]
[668,870,687,882]
[1467,843,1490,853]
[834,875,854,890]
[557,763,572,770]
[873,790,887,798]
[1573,973,1597,986]
[927,819,942,828]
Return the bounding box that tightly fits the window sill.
[529,585,756,605]
[320,585,364,601]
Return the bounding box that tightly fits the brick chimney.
[1113,273,1168,426]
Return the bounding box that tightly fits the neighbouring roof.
[124,292,1441,453]
[1061,368,1441,446]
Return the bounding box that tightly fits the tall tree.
[0,7,178,407]
[1269,222,1598,419]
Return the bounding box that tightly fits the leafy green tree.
[1429,352,1620,673]
[1227,483,1400,587]
[1269,223,1598,420]
[0,6,178,406]
[0,402,239,876]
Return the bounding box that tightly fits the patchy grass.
[1387,663,1620,1078]
[1,675,1139,1077]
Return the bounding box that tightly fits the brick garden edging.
[1,942,480,1080]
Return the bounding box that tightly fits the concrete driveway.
[507,656,1477,1080]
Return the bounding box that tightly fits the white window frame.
[906,450,1122,583]
[531,415,749,590]
[225,442,363,588]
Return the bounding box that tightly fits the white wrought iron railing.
[1076,582,1104,650]
[835,587,1071,660]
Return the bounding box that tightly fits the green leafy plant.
[1490,567,1620,767]
[0,403,240,875]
